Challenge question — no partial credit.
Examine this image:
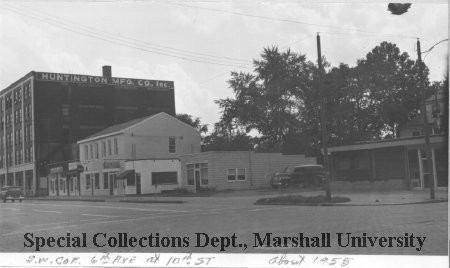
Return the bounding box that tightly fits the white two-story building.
[47,112,200,196]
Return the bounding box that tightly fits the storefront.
[329,135,447,191]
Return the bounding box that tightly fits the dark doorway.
[109,177,114,195]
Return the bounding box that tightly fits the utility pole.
[316,33,331,201]
[417,38,435,199]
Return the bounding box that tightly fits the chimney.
[102,65,111,78]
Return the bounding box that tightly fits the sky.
[0,0,448,131]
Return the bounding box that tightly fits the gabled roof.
[77,112,200,144]
[77,113,160,143]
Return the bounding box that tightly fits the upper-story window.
[89,143,93,159]
[169,137,176,153]
[102,141,106,157]
[113,138,118,155]
[84,145,88,160]
[14,89,21,104]
[24,83,31,99]
[95,143,99,159]
[62,104,69,117]
[5,95,12,109]
[14,108,21,124]
[107,140,112,155]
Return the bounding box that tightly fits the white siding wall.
[180,152,316,191]
[124,159,181,194]
[124,113,201,159]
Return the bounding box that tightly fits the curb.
[27,198,106,202]
[25,198,185,204]
[119,200,184,204]
[254,198,448,207]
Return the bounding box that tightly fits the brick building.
[0,66,175,196]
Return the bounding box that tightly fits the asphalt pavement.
[0,189,448,255]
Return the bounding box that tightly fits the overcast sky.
[0,0,448,129]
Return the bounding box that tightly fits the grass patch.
[255,195,351,205]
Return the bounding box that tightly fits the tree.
[175,113,208,135]
[216,46,315,152]
[355,42,430,138]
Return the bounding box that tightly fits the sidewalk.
[26,188,448,206]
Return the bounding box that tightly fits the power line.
[422,38,449,54]
[5,3,252,65]
[319,31,417,40]
[3,4,253,69]
[162,1,419,39]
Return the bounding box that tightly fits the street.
[0,198,447,255]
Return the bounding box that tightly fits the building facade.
[0,67,176,196]
[328,87,448,191]
[179,151,317,192]
[63,112,200,197]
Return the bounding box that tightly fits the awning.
[116,170,135,180]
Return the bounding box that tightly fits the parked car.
[270,167,291,188]
[1,186,24,203]
[270,165,327,189]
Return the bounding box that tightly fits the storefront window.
[86,174,91,189]
[127,175,135,186]
[201,163,208,185]
[187,164,194,185]
[95,173,100,189]
[103,172,109,189]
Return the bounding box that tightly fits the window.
[94,173,100,189]
[227,168,246,182]
[86,174,91,189]
[237,169,246,180]
[25,104,31,120]
[24,125,31,142]
[84,145,88,160]
[169,137,176,153]
[103,172,109,189]
[14,129,21,145]
[62,104,69,116]
[70,178,74,192]
[337,158,351,170]
[227,169,236,181]
[355,157,370,169]
[24,83,31,99]
[14,89,21,103]
[200,163,208,185]
[89,144,93,159]
[187,164,195,186]
[107,140,112,155]
[152,172,178,185]
[127,174,135,186]
[95,143,99,159]
[102,141,106,157]
[14,109,22,124]
[25,146,33,163]
[60,179,64,190]
[113,138,118,155]
[6,114,11,128]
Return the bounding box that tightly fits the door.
[136,173,141,195]
[109,174,114,195]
